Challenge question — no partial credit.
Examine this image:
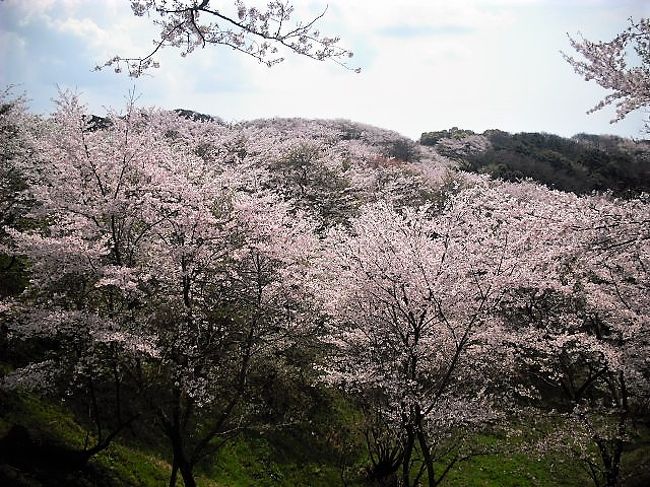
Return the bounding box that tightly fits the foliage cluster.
[423,128,650,197]
[420,128,478,146]
[0,89,648,487]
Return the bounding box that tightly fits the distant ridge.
[420,128,650,197]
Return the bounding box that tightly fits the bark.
[167,428,197,487]
[416,428,436,487]
[401,427,415,487]
[178,455,196,487]
[169,456,178,487]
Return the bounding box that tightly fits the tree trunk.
[604,440,622,487]
[416,429,436,487]
[169,443,196,487]
[401,428,415,487]
[169,455,178,487]
[178,456,196,487]
[605,470,620,487]
[164,413,197,487]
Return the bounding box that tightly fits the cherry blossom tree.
[98,0,357,77]
[501,190,650,487]
[564,18,650,124]
[2,91,168,468]
[433,134,490,162]
[145,188,317,487]
[315,185,560,487]
[1,91,319,486]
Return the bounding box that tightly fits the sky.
[1,0,649,140]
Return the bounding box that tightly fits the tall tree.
[316,185,553,487]
[502,189,650,487]
[2,92,317,486]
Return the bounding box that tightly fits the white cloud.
[335,1,503,28]
[52,16,104,39]
[4,0,82,25]
[0,29,27,52]
[1,0,647,139]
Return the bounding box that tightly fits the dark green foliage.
[83,114,113,131]
[0,255,26,299]
[269,144,358,229]
[462,130,650,196]
[420,127,477,146]
[173,108,222,123]
[382,138,420,162]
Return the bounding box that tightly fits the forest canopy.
[1,88,649,487]
[420,128,650,196]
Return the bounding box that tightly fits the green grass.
[441,451,588,487]
[208,435,351,487]
[1,390,648,487]
[0,390,357,487]
[0,391,173,487]
[204,391,366,486]
[0,392,81,440]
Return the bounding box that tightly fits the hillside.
[2,94,649,487]
[420,127,650,196]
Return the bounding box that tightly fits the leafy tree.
[441,130,650,197]
[419,127,478,147]
[0,88,33,301]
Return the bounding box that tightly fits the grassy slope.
[3,391,648,486]
[0,391,355,487]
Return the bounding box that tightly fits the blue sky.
[1,0,648,139]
